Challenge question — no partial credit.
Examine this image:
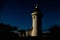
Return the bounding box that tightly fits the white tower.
[31,4,43,37]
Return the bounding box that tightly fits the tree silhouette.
[0,23,19,40]
[0,23,17,32]
[48,25,60,40]
[49,25,60,33]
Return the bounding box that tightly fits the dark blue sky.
[0,0,60,31]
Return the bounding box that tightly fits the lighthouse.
[31,4,43,37]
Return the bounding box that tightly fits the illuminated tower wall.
[31,5,43,37]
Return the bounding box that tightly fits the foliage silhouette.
[48,25,60,40]
[42,25,60,40]
[0,23,19,40]
[49,25,60,33]
[0,23,17,32]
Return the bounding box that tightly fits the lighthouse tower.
[31,4,43,37]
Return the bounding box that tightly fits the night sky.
[0,0,60,32]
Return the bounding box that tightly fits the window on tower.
[33,16,35,19]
